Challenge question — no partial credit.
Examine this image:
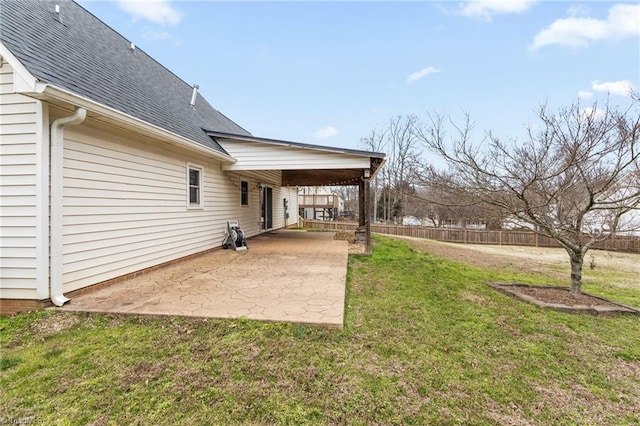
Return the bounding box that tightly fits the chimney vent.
[190,84,199,107]
[54,4,62,22]
[130,42,136,51]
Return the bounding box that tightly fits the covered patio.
[209,131,386,252]
[58,134,385,328]
[61,230,349,327]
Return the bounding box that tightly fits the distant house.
[298,186,344,221]
[0,0,384,313]
[502,170,640,236]
[608,171,640,237]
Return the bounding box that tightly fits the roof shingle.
[0,0,250,154]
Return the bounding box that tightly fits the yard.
[1,235,639,425]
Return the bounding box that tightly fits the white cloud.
[577,90,593,99]
[591,80,635,97]
[313,126,338,139]
[581,106,606,120]
[142,30,172,41]
[406,67,441,85]
[116,0,182,27]
[566,4,590,18]
[531,4,640,49]
[459,0,538,21]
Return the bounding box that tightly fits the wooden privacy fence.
[301,219,640,254]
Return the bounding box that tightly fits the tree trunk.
[569,250,584,296]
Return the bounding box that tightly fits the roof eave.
[1,41,44,93]
[206,130,386,159]
[0,41,236,164]
[38,85,236,163]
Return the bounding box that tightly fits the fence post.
[535,232,539,247]
[464,229,467,244]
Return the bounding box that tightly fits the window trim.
[240,180,249,207]
[186,163,204,209]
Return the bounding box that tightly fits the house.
[0,0,385,314]
[501,170,640,236]
[298,186,345,221]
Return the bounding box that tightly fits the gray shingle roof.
[0,0,250,155]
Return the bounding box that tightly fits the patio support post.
[359,179,365,227]
[358,175,371,254]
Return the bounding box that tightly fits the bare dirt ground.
[387,235,640,309]
[508,286,623,308]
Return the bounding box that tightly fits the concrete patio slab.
[60,230,348,327]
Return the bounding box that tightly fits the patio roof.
[207,131,386,186]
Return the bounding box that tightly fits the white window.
[187,163,203,208]
[241,180,249,206]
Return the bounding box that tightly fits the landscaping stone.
[489,283,640,316]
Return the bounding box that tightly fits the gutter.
[0,45,236,164]
[50,107,86,306]
[4,41,235,164]
[42,85,236,164]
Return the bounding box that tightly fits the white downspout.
[50,107,86,306]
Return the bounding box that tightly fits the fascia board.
[42,85,236,163]
[0,58,236,163]
[211,132,386,159]
[0,42,44,93]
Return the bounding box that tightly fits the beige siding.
[228,173,295,232]
[285,186,299,226]
[219,140,371,171]
[224,171,273,235]
[61,122,288,292]
[0,61,46,300]
[285,186,299,227]
[271,186,299,229]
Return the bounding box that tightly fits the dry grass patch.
[29,312,81,338]
[389,235,640,308]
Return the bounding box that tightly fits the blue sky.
[79,0,639,152]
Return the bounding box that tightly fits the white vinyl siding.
[284,186,299,227]
[0,81,305,299]
[0,61,46,300]
[60,122,287,293]
[224,170,280,235]
[271,186,299,229]
[218,140,371,171]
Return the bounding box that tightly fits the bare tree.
[361,128,387,222]
[334,185,359,217]
[410,165,505,229]
[386,115,422,223]
[362,116,423,223]
[415,98,640,295]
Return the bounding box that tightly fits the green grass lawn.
[2,236,639,425]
